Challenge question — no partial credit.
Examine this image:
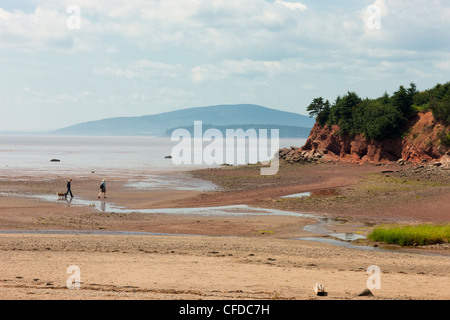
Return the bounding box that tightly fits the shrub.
[437,129,450,147]
[430,96,450,125]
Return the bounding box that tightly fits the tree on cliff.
[307,97,330,126]
[353,100,404,140]
[304,81,449,142]
[391,83,416,119]
[428,82,450,125]
[328,91,361,134]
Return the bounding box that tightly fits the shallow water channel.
[0,189,381,252]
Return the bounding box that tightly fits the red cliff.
[280,111,450,165]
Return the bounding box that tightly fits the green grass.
[257,230,275,234]
[359,174,447,193]
[368,223,450,246]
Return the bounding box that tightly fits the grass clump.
[368,223,450,246]
[257,230,275,235]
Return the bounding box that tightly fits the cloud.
[93,60,183,80]
[1,0,449,59]
[1,0,450,131]
[0,6,71,50]
[190,58,322,84]
[0,0,309,55]
[275,1,307,11]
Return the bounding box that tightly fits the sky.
[0,0,449,132]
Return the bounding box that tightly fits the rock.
[313,283,327,296]
[50,159,60,162]
[164,155,172,159]
[397,158,405,165]
[432,162,442,167]
[440,155,450,165]
[357,289,374,297]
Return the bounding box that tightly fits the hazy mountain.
[52,104,315,137]
[164,124,312,139]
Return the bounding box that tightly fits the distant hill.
[164,124,312,138]
[52,104,315,137]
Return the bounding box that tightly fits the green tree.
[311,82,449,142]
[391,83,418,119]
[307,97,326,118]
[329,91,361,133]
[391,85,413,119]
[413,90,430,107]
[363,102,404,140]
[379,91,391,104]
[430,96,450,125]
[307,97,330,126]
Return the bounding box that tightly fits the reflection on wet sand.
[280,188,340,198]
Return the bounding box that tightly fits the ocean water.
[0,135,306,176]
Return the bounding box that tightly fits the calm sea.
[0,135,306,177]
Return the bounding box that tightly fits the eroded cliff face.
[280,111,450,165]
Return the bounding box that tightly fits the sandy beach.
[0,161,449,300]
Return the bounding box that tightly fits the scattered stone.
[432,162,442,167]
[278,147,325,164]
[357,289,373,297]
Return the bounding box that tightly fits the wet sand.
[0,161,449,300]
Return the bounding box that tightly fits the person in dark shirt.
[65,179,73,198]
[98,178,106,199]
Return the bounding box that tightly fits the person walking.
[65,179,73,198]
[98,178,106,199]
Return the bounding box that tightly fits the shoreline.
[1,161,449,248]
[1,161,449,300]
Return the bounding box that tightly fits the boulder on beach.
[357,289,374,297]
